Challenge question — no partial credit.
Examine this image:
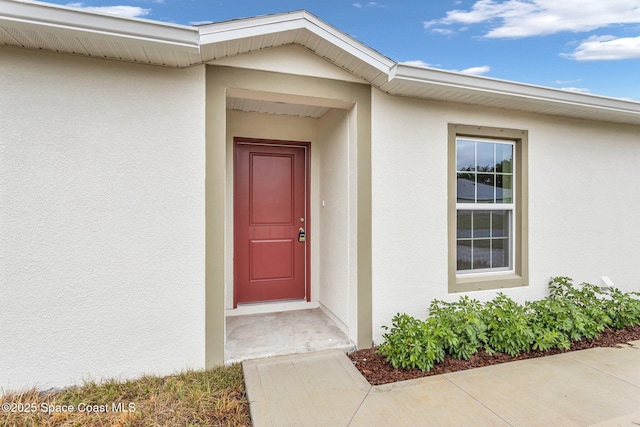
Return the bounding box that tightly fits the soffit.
[0,2,391,85]
[0,0,201,66]
[2,1,640,126]
[226,88,352,118]
[227,98,330,118]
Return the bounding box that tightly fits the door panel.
[250,239,294,281]
[234,140,309,306]
[250,155,293,225]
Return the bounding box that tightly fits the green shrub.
[482,293,534,356]
[377,276,640,372]
[428,297,487,360]
[377,313,446,371]
[526,277,601,348]
[603,287,640,328]
[526,298,571,351]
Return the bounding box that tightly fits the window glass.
[477,174,494,203]
[495,144,513,173]
[496,175,512,203]
[456,137,514,273]
[476,143,494,172]
[456,140,475,171]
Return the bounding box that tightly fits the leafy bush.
[603,287,640,328]
[526,298,572,351]
[378,313,446,371]
[428,297,487,360]
[377,276,640,371]
[482,293,534,356]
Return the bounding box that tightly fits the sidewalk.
[243,341,640,426]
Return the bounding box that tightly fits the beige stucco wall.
[317,108,357,331]
[371,88,640,343]
[0,47,206,391]
[210,44,368,84]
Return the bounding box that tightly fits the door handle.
[298,227,306,242]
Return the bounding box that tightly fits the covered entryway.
[205,64,373,367]
[233,139,310,306]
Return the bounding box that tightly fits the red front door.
[234,138,309,306]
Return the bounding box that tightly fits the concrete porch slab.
[225,308,355,364]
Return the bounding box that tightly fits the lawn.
[0,364,251,426]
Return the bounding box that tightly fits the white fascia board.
[198,10,394,73]
[0,0,199,52]
[389,63,640,116]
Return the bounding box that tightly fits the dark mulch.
[349,325,640,386]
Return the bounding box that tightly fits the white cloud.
[432,28,455,36]
[353,2,384,8]
[554,78,582,84]
[401,61,491,75]
[564,35,640,60]
[560,87,591,94]
[66,2,150,18]
[424,0,640,38]
[459,65,491,75]
[400,60,433,67]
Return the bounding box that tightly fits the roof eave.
[386,64,640,124]
[0,0,199,52]
[198,10,394,74]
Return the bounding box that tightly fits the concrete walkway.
[244,341,640,426]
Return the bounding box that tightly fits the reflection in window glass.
[476,143,494,172]
[455,139,514,204]
[456,210,512,271]
[496,144,513,173]
[455,136,514,273]
[457,210,472,238]
[496,175,513,203]
[472,211,491,238]
[477,174,494,203]
[456,140,476,171]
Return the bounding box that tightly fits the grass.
[0,364,251,426]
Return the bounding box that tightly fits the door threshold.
[227,300,319,317]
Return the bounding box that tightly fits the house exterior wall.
[317,108,355,331]
[209,44,368,84]
[0,47,206,391]
[371,88,640,343]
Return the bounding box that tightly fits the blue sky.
[45,0,640,101]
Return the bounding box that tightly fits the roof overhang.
[2,0,640,126]
[0,0,199,58]
[385,64,640,126]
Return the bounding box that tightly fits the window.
[448,124,528,292]
[456,138,514,272]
